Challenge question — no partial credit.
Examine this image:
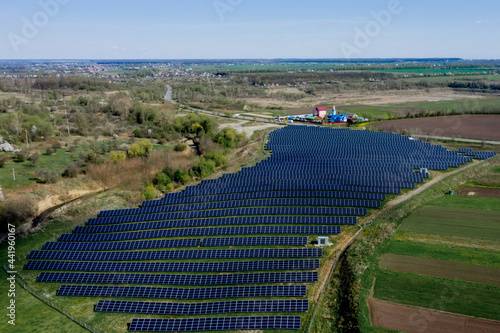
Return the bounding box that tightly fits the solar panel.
[128,316,301,332]
[95,299,309,315]
[42,239,201,251]
[201,237,307,247]
[59,226,341,242]
[57,285,306,299]
[28,248,322,261]
[25,259,320,272]
[37,271,319,285]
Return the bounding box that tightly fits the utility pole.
[12,168,15,181]
[25,129,29,152]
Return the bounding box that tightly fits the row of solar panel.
[95,299,309,315]
[128,316,301,332]
[88,207,365,225]
[25,259,321,272]
[195,179,418,189]
[181,184,401,195]
[217,173,425,182]
[43,237,308,251]
[145,190,386,206]
[37,271,318,285]
[87,215,355,227]
[61,226,340,243]
[28,248,322,261]
[57,285,307,299]
[97,198,380,218]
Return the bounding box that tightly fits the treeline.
[449,80,500,91]
[32,77,119,91]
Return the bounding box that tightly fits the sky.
[1,0,499,59]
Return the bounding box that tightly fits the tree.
[110,151,126,163]
[128,140,154,158]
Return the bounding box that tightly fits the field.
[398,205,500,241]
[369,298,500,333]
[361,174,500,332]
[371,115,500,140]
[455,186,500,198]
[373,271,500,322]
[379,253,500,287]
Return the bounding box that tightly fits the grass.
[429,195,500,211]
[402,73,500,83]
[0,272,88,333]
[374,270,500,322]
[385,239,500,268]
[398,205,500,241]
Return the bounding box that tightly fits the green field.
[403,73,500,83]
[374,270,500,322]
[385,240,500,268]
[429,195,500,211]
[399,205,500,241]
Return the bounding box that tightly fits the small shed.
[318,236,329,246]
[313,107,328,118]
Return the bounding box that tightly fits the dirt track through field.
[372,115,500,141]
[380,254,500,287]
[369,298,500,333]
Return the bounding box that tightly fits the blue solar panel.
[42,239,201,251]
[58,226,341,242]
[57,284,306,299]
[37,271,318,285]
[24,259,320,272]
[128,316,301,332]
[28,248,322,261]
[201,237,307,247]
[95,299,309,315]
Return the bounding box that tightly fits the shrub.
[110,151,126,163]
[35,169,60,183]
[62,162,81,178]
[192,157,216,178]
[52,141,62,149]
[27,153,39,166]
[173,169,191,184]
[13,151,26,162]
[128,140,154,158]
[0,194,38,228]
[141,185,157,201]
[0,155,6,168]
[44,147,55,155]
[206,151,228,168]
[133,128,142,138]
[154,172,171,186]
[174,143,188,152]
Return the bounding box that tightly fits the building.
[313,106,328,118]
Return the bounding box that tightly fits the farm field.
[398,205,500,241]
[373,271,500,322]
[379,253,500,287]
[368,298,500,333]
[455,186,500,198]
[371,115,500,141]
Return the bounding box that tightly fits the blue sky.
[1,0,499,59]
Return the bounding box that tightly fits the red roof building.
[313,107,328,118]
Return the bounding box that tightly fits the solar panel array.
[95,299,309,315]
[57,285,306,299]
[37,271,318,285]
[128,316,301,332]
[458,148,496,160]
[25,126,488,331]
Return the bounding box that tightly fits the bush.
[128,140,154,158]
[44,147,55,155]
[133,128,142,138]
[110,151,126,163]
[141,185,157,201]
[192,157,216,178]
[27,153,39,166]
[174,143,188,152]
[173,169,191,184]
[13,151,26,162]
[0,155,6,168]
[0,194,38,228]
[35,169,60,183]
[206,151,228,168]
[52,141,62,149]
[62,162,81,178]
[154,172,171,186]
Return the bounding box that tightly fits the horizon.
[2,0,500,59]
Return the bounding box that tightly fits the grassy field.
[398,205,500,241]
[402,73,500,83]
[384,239,500,268]
[379,253,500,286]
[374,270,500,322]
[428,195,500,211]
